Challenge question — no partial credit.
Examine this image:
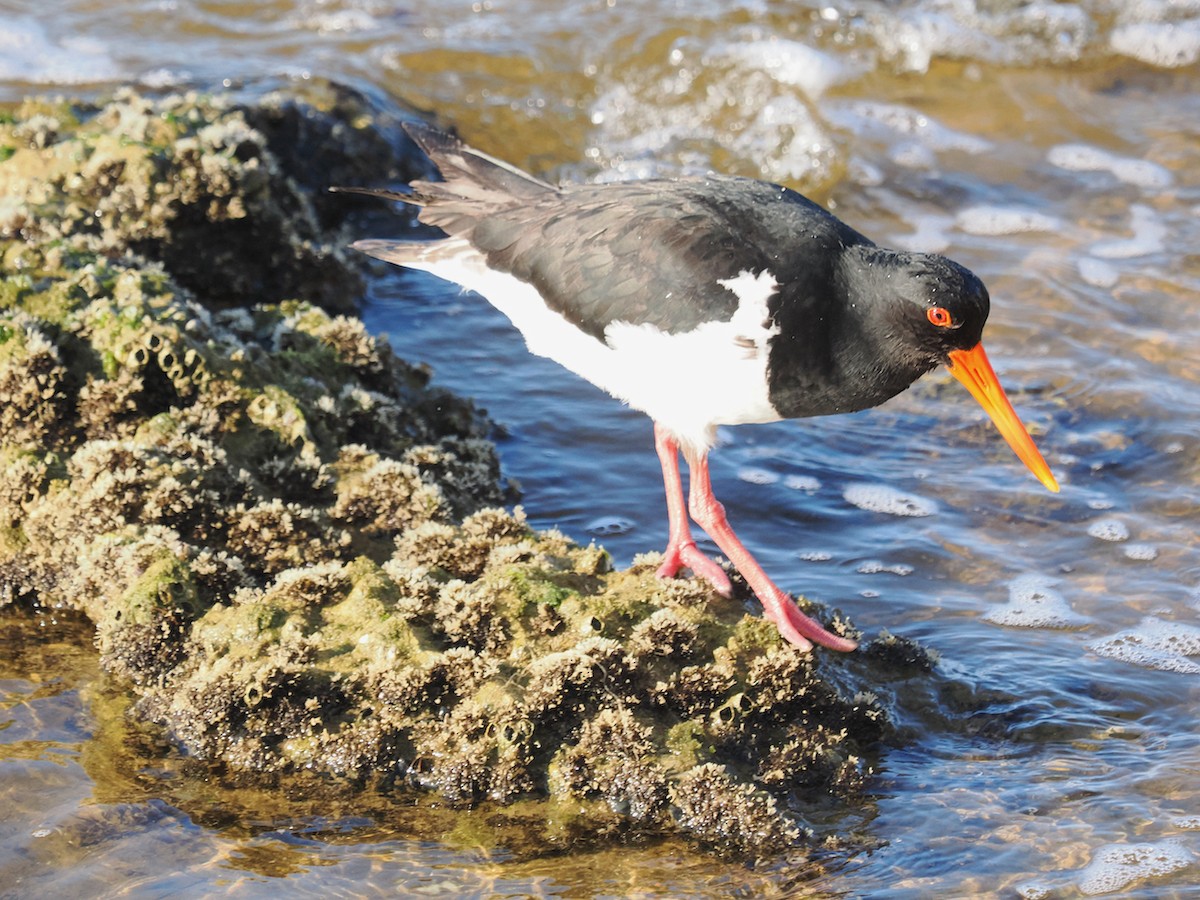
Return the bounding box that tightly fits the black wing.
[375,124,873,340]
[468,180,769,338]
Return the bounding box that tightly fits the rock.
[0,83,909,856]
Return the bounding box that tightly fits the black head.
[839,245,991,368]
[831,243,1059,493]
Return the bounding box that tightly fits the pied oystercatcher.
[345,122,1059,653]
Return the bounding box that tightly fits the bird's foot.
[759,589,859,654]
[656,541,733,598]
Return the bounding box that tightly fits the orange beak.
[946,344,1059,493]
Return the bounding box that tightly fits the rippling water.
[4,1,1200,896]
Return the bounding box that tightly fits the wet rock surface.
[0,83,933,856]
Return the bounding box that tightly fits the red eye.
[927,307,953,328]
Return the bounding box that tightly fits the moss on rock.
[0,84,938,857]
[0,82,423,313]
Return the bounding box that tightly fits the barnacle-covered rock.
[548,705,669,824]
[433,579,507,651]
[0,82,423,312]
[0,85,927,858]
[671,763,803,856]
[653,661,738,718]
[0,312,70,448]
[630,606,701,660]
[391,505,535,579]
[331,448,446,534]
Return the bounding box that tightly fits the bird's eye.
[927,306,954,328]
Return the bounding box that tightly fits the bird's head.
[844,246,1059,493]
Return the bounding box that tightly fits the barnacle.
[548,705,668,824]
[0,85,913,857]
[331,447,449,535]
[0,312,69,448]
[671,763,803,856]
[392,507,532,580]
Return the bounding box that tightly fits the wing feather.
[347,125,872,345]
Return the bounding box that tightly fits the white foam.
[849,158,885,187]
[1090,617,1200,674]
[299,10,381,35]
[1077,840,1193,895]
[140,68,186,89]
[955,205,1061,236]
[1047,143,1173,190]
[983,573,1084,629]
[836,102,991,154]
[586,66,841,186]
[1089,204,1166,259]
[1078,257,1120,289]
[737,467,779,486]
[893,213,954,254]
[1124,543,1159,561]
[843,483,937,517]
[857,560,914,576]
[1016,881,1053,900]
[799,550,833,562]
[783,474,821,493]
[584,516,634,537]
[1111,19,1200,68]
[737,96,840,184]
[871,12,966,73]
[866,2,1092,72]
[891,141,937,169]
[708,37,858,100]
[0,18,121,83]
[1087,518,1130,542]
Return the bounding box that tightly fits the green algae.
[0,83,935,857]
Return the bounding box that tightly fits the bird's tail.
[333,121,554,217]
[351,236,474,269]
[401,120,556,205]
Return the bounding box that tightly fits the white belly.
[407,241,783,452]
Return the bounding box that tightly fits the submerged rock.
[0,84,926,857]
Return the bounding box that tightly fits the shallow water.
[3,0,1200,896]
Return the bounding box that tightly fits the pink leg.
[653,424,733,597]
[681,443,858,654]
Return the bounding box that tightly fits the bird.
[341,121,1059,654]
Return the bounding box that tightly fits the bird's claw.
[656,541,734,598]
[760,590,858,654]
